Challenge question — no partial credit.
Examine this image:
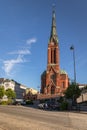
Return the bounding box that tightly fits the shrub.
[0,101,8,105]
[0,99,13,105]
[60,101,68,110]
[26,100,33,105]
[7,99,13,105]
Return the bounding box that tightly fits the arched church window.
[51,86,55,94]
[62,82,65,88]
[51,49,53,63]
[54,49,56,63]
[50,74,56,84]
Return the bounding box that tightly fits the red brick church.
[41,9,69,95]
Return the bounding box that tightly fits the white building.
[0,79,15,91]
[0,78,27,100]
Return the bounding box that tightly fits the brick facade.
[41,10,69,95]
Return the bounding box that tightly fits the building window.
[62,82,65,88]
[51,86,55,94]
[50,74,56,84]
[51,49,52,63]
[54,49,56,63]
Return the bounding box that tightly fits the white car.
[38,103,45,109]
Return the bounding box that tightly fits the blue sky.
[0,0,87,90]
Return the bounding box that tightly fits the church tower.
[41,9,69,95]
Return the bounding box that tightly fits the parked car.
[38,103,45,109]
[21,101,26,105]
[13,101,21,105]
[38,103,49,109]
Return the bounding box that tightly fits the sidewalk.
[69,110,87,114]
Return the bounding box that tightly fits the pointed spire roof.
[50,7,59,44]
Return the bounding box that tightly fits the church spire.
[50,7,58,44]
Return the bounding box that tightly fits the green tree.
[0,86,5,99]
[84,85,87,90]
[5,88,16,99]
[64,83,81,103]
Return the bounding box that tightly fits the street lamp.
[70,45,76,84]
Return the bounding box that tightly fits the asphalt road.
[0,105,87,130]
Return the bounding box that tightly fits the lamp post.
[70,45,77,106]
[70,45,76,84]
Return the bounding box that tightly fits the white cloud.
[26,38,37,45]
[8,37,37,55]
[2,37,37,76]
[3,55,25,76]
[9,49,31,55]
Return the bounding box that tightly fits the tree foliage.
[84,85,87,90]
[64,83,81,101]
[0,86,5,99]
[5,88,16,99]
